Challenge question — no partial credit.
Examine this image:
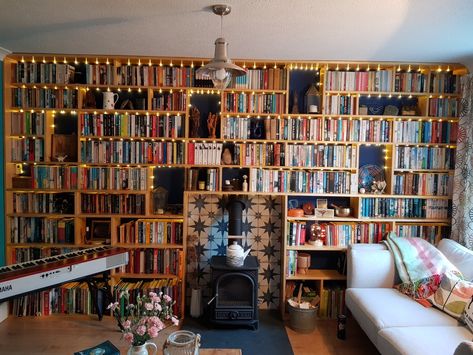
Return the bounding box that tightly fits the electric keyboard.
[0,246,129,301]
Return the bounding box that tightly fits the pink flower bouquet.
[108,291,179,346]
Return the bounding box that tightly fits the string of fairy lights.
[10,55,461,182]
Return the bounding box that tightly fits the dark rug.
[182,310,294,355]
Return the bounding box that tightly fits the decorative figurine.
[242,175,248,192]
[190,106,201,138]
[207,112,218,138]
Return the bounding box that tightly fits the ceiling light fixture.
[196,4,246,89]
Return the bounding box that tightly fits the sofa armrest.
[347,244,395,288]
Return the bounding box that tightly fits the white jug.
[103,91,119,110]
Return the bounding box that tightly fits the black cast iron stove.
[209,255,259,330]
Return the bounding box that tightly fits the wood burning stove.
[209,255,259,330]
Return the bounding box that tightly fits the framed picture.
[316,199,328,209]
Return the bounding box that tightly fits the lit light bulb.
[215,68,227,81]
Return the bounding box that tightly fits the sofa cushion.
[428,270,473,319]
[347,245,395,288]
[346,288,458,344]
[438,239,473,281]
[377,326,473,355]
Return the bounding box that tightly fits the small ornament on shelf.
[207,112,218,138]
[308,223,326,247]
[190,106,201,138]
[242,175,248,192]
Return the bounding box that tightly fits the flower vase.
[127,342,157,355]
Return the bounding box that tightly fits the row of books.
[185,168,220,191]
[80,113,184,138]
[32,165,79,189]
[324,70,396,92]
[187,142,223,165]
[428,98,459,117]
[249,168,356,193]
[80,166,147,190]
[287,221,392,246]
[394,72,427,93]
[319,287,346,319]
[263,116,324,141]
[151,92,187,111]
[395,146,455,170]
[11,88,78,109]
[80,140,185,164]
[112,279,182,317]
[429,72,461,94]
[10,247,75,263]
[393,120,457,143]
[84,63,114,85]
[393,172,452,196]
[118,219,183,244]
[228,68,287,90]
[11,112,45,135]
[118,248,184,277]
[323,118,391,142]
[9,281,105,317]
[80,193,146,214]
[222,92,286,114]
[10,216,74,244]
[360,198,449,219]
[11,138,44,162]
[228,143,356,168]
[323,95,357,115]
[396,225,450,244]
[118,65,194,87]
[13,62,75,84]
[13,192,74,214]
[322,223,383,247]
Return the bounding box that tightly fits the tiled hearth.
[186,194,282,309]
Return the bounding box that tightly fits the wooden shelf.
[286,269,347,281]
[112,273,181,279]
[114,243,184,249]
[286,245,347,251]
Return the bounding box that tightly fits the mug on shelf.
[103,91,119,110]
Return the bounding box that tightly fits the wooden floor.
[0,314,379,355]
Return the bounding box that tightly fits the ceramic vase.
[127,341,157,355]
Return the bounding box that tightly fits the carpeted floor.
[182,310,294,355]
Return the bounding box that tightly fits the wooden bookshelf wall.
[3,54,467,318]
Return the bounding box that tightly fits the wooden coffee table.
[200,350,242,355]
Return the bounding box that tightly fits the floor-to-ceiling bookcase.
[3,54,467,318]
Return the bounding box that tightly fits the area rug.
[182,310,294,355]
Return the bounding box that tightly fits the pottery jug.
[127,341,157,355]
[226,241,250,267]
[103,91,119,110]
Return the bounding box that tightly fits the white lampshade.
[196,37,246,90]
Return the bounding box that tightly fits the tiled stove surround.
[186,194,282,309]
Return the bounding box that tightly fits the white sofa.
[346,239,473,355]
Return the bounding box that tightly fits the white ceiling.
[1,0,473,70]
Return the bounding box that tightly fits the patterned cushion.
[395,274,443,301]
[428,270,473,319]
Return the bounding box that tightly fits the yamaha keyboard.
[0,246,129,302]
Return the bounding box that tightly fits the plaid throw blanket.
[383,232,460,284]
